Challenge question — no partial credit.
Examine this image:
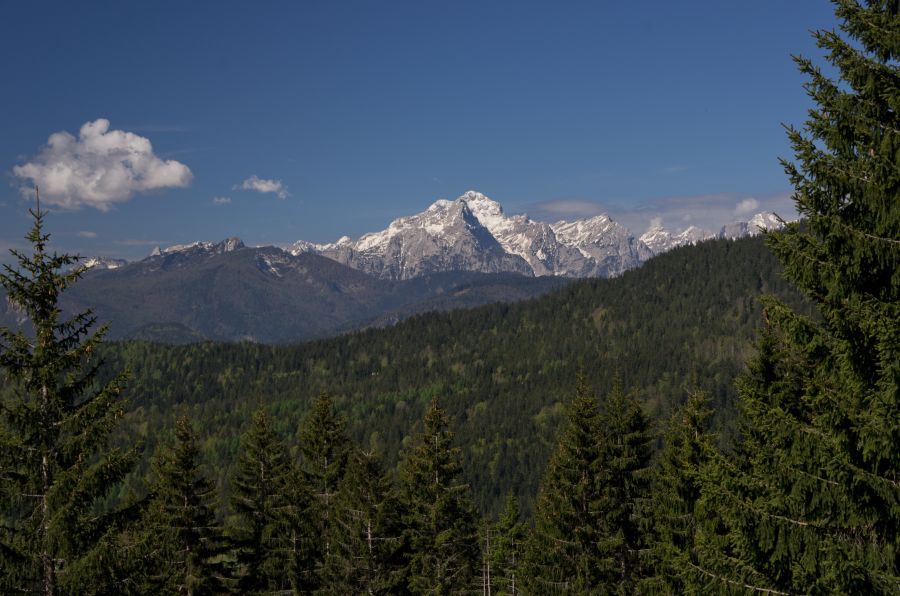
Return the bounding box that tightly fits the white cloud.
[212,196,232,205]
[235,175,289,200]
[12,119,192,211]
[648,216,663,229]
[734,197,760,216]
[77,231,97,238]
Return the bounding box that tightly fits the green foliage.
[398,398,479,594]
[524,376,654,594]
[488,494,527,595]
[143,417,231,595]
[229,408,297,593]
[0,204,141,594]
[696,2,900,592]
[645,390,717,593]
[77,233,801,519]
[594,380,653,593]
[523,376,605,593]
[297,392,352,584]
[321,448,406,594]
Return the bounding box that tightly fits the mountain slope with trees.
[0,245,567,343]
[90,233,807,518]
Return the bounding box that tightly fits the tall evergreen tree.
[229,408,299,594]
[297,392,352,582]
[696,2,900,593]
[488,494,527,596]
[397,398,479,594]
[0,199,142,594]
[594,380,653,593]
[645,390,717,594]
[522,376,605,593]
[321,448,406,595]
[284,470,318,595]
[144,417,230,595]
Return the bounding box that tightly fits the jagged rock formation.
[80,192,788,282]
[291,191,652,280]
[290,191,787,279]
[308,197,532,280]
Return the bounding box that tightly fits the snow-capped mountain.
[638,226,674,255]
[718,212,783,240]
[82,256,128,270]
[161,237,245,256]
[638,225,715,257]
[718,222,749,240]
[146,237,245,260]
[551,215,647,276]
[287,191,789,280]
[459,191,590,276]
[747,212,783,234]
[298,195,532,280]
[641,214,784,257]
[289,191,646,280]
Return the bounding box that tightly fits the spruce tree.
[594,380,653,593]
[488,494,527,596]
[296,392,352,583]
[696,2,900,593]
[397,398,479,594]
[645,390,717,594]
[284,470,318,595]
[0,199,142,594]
[229,408,298,594]
[522,376,605,593]
[321,448,406,594]
[144,417,230,595]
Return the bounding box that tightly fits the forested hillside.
[96,234,806,517]
[4,2,897,593]
[0,244,569,342]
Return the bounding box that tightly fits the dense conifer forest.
[1,1,897,593]
[91,233,803,520]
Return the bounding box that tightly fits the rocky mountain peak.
[82,256,128,270]
[460,190,504,224]
[747,212,782,234]
[152,237,245,259]
[283,191,792,280]
[551,214,618,245]
[639,226,674,254]
[218,236,245,252]
[677,226,716,244]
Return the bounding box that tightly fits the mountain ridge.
[287,190,785,279]
[1,243,567,342]
[81,190,786,280]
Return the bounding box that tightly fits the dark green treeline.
[94,232,804,522]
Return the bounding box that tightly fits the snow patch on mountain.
[82,256,128,270]
[640,225,715,256]
[154,237,245,258]
[748,212,783,234]
[552,215,646,276]
[302,194,531,280]
[458,190,587,276]
[283,191,791,280]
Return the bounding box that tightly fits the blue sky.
[1,1,838,261]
